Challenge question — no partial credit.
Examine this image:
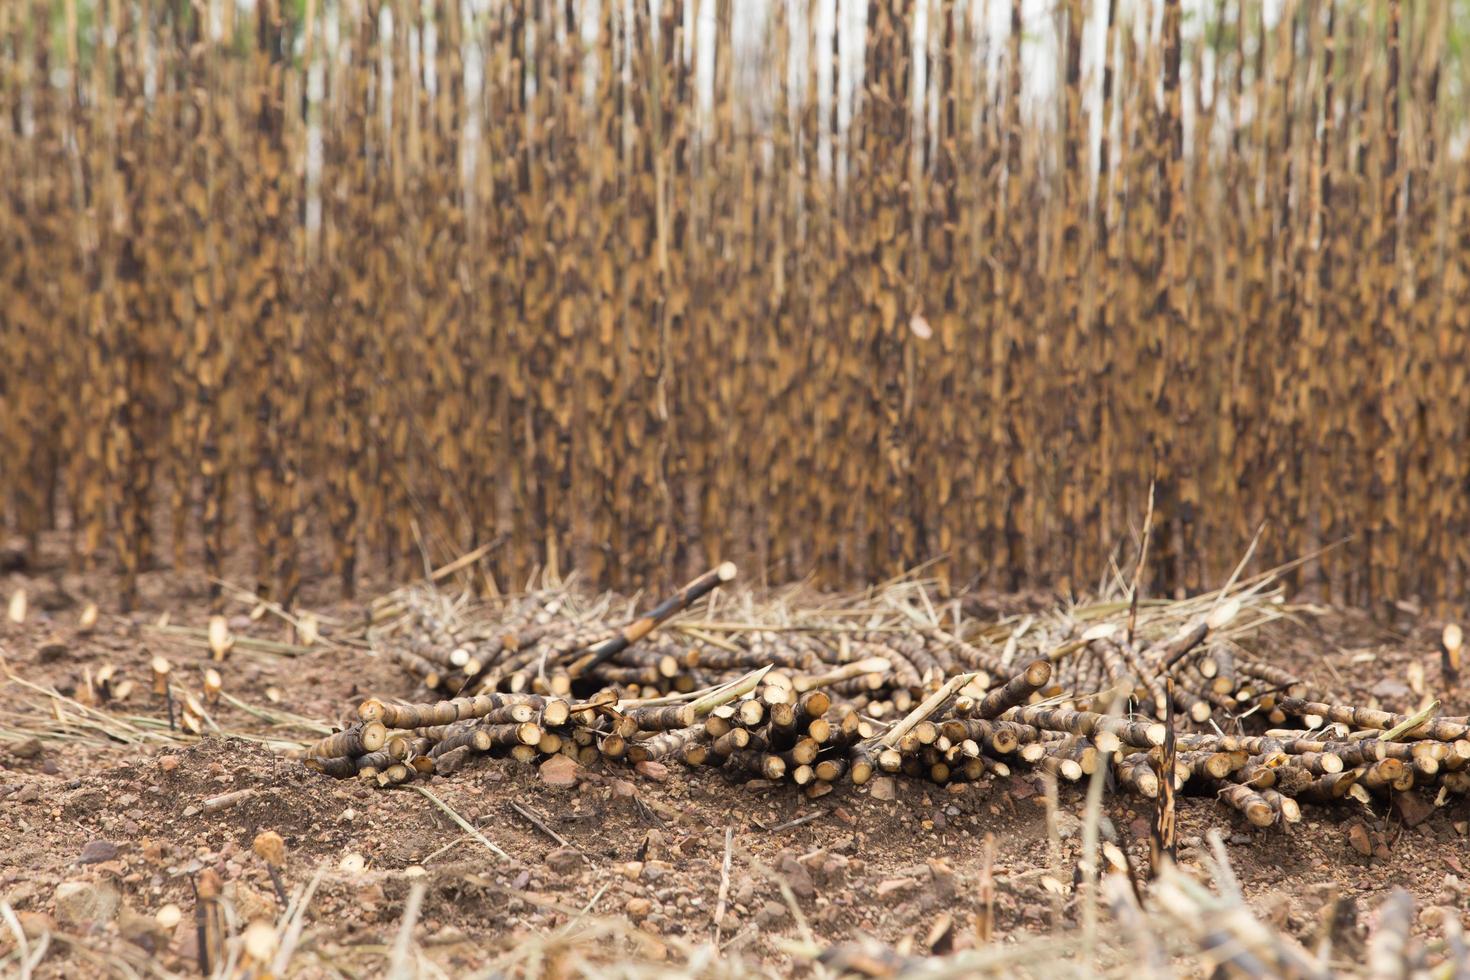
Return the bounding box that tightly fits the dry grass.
[5,839,1430,978]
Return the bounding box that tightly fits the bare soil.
[2,537,1467,977]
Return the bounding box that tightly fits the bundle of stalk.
[307,565,743,783]
[306,670,771,787]
[646,562,1301,729]
[370,574,1014,721]
[313,561,1467,831]
[373,564,738,700]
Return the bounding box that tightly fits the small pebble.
[756,900,788,925]
[78,840,120,865]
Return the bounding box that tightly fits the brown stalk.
[1151,678,1178,873]
[306,723,387,760]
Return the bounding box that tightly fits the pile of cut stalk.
[305,562,1470,828]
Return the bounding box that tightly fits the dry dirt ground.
[1,537,1468,977]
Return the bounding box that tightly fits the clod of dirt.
[877,878,917,899]
[31,581,76,612]
[540,754,580,787]
[636,829,663,861]
[1052,810,1081,840]
[1392,792,1435,829]
[228,882,276,922]
[118,905,169,952]
[1436,876,1465,906]
[545,847,582,875]
[6,737,43,760]
[869,777,898,801]
[635,760,669,782]
[778,852,815,901]
[174,921,200,965]
[0,544,27,573]
[36,636,69,662]
[53,879,120,927]
[1371,679,1411,700]
[818,854,850,888]
[17,912,54,939]
[1007,777,1039,800]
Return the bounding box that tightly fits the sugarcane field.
[4,0,1470,976]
